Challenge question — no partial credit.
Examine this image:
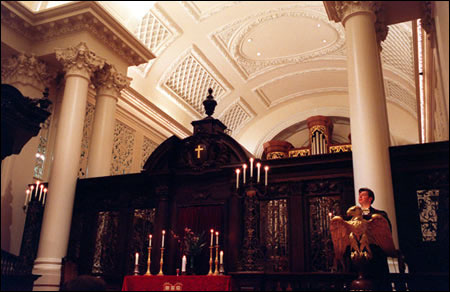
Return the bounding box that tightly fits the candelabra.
[208,246,214,275]
[145,247,152,275]
[158,248,164,276]
[214,244,219,275]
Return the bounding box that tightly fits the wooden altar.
[37,92,448,290]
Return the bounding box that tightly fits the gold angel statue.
[330,205,396,271]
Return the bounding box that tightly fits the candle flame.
[162,230,165,234]
[264,166,269,171]
[44,188,47,192]
[236,169,240,174]
[215,231,219,235]
[210,229,214,233]
[243,164,247,169]
[256,162,261,167]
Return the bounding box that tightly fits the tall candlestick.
[220,250,224,265]
[249,158,254,177]
[235,169,240,189]
[264,166,269,186]
[135,252,139,265]
[182,255,187,273]
[38,185,44,201]
[42,188,47,205]
[24,189,30,206]
[149,234,152,247]
[242,164,247,184]
[161,230,165,248]
[210,229,214,246]
[215,231,219,245]
[256,162,261,183]
[30,186,34,200]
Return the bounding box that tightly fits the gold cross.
[194,145,204,159]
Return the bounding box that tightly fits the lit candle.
[215,231,219,245]
[220,251,224,265]
[161,230,165,248]
[264,166,269,186]
[210,229,214,246]
[256,162,261,183]
[135,252,139,265]
[42,188,47,205]
[235,169,240,189]
[38,185,44,202]
[30,185,34,200]
[24,189,30,206]
[328,212,333,219]
[149,234,152,247]
[249,158,254,177]
[242,164,247,184]
[181,255,187,272]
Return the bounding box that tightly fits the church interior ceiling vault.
[5,1,439,156]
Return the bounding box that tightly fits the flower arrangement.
[171,227,207,256]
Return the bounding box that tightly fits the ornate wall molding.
[110,120,136,175]
[55,42,106,81]
[210,4,345,80]
[1,53,52,93]
[181,1,240,23]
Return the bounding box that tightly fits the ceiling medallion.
[212,6,345,79]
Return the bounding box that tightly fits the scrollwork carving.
[1,53,52,93]
[93,64,131,98]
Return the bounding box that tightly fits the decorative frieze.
[56,42,106,80]
[1,53,51,94]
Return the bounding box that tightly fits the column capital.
[93,64,131,99]
[1,53,52,94]
[326,1,388,50]
[55,42,105,81]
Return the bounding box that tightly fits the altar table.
[122,275,232,291]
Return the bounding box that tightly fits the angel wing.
[330,216,352,261]
[367,214,396,257]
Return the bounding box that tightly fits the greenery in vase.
[171,227,207,257]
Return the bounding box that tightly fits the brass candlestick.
[145,247,152,275]
[158,248,164,276]
[208,246,214,275]
[133,261,140,275]
[214,245,219,275]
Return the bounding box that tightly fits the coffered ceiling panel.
[160,46,232,118]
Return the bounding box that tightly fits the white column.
[86,65,130,177]
[339,2,399,248]
[32,43,105,291]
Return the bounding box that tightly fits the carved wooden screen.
[125,208,156,275]
[91,211,120,275]
[306,195,341,272]
[260,199,289,272]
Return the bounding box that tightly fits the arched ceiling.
[29,1,420,155]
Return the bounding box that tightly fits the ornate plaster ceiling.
[27,1,419,154]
